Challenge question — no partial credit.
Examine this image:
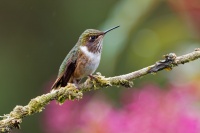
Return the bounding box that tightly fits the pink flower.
[42,83,200,133]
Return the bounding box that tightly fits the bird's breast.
[74,46,101,78]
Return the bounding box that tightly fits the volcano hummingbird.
[51,26,120,90]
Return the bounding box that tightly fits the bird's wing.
[51,45,79,89]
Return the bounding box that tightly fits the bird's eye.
[89,36,98,42]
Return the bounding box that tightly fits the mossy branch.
[0,48,200,133]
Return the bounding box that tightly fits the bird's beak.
[104,25,120,34]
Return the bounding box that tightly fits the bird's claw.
[88,73,112,89]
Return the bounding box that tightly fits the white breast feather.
[80,46,101,75]
[80,46,101,61]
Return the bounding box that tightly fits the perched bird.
[51,26,119,90]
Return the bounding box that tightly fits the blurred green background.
[0,0,200,132]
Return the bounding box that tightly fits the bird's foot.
[88,74,98,81]
[72,79,81,90]
[67,83,79,90]
[88,73,112,89]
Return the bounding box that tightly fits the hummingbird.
[51,26,120,90]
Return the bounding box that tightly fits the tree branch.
[0,48,200,133]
